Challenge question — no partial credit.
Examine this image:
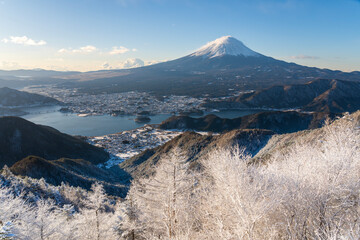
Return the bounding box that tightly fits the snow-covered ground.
[87,125,182,168]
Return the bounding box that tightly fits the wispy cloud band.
[58,45,136,55]
[109,46,137,55]
[291,55,319,60]
[58,45,98,54]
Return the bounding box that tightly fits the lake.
[21,106,261,136]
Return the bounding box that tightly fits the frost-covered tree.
[197,113,360,239]
[58,182,88,209]
[30,199,67,240]
[198,147,282,239]
[129,149,198,239]
[0,221,16,240]
[0,196,71,240]
[0,186,31,239]
[116,193,143,240]
[265,113,360,239]
[74,182,119,240]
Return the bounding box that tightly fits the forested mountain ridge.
[204,79,360,113]
[159,111,337,134]
[0,87,60,107]
[0,116,109,168]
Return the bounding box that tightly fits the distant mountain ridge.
[203,79,360,113]
[0,69,81,89]
[0,87,60,107]
[0,69,80,78]
[159,111,337,134]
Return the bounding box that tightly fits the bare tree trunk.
[96,209,100,240]
[40,224,44,240]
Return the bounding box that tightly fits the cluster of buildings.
[87,125,182,168]
[24,86,205,116]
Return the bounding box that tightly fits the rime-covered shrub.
[198,113,360,239]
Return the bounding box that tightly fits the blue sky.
[0,0,359,71]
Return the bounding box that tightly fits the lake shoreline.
[13,105,265,136]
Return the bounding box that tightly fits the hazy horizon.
[1,0,359,72]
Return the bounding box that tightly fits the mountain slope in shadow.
[0,117,109,168]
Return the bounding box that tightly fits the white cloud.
[119,58,145,69]
[58,45,98,54]
[109,46,130,55]
[2,36,46,46]
[109,46,137,55]
[73,45,97,53]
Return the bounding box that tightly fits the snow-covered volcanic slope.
[190,36,261,58]
[150,35,268,72]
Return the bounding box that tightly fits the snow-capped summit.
[191,36,260,58]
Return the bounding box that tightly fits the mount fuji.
[67,36,360,97]
[146,35,275,72]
